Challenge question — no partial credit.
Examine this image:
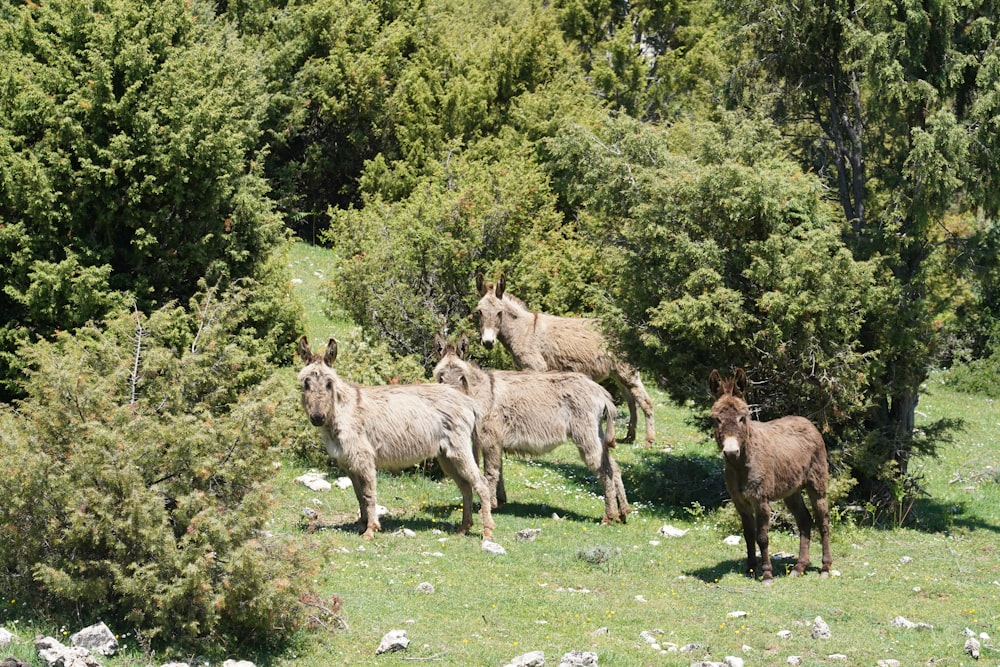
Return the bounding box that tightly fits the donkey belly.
[499,419,570,456]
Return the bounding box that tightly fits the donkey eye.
[325,379,334,391]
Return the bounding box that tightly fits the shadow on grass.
[621,447,729,519]
[493,448,729,521]
[684,555,833,585]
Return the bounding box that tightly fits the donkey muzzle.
[480,330,496,350]
[721,436,741,459]
[308,411,326,427]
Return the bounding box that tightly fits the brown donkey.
[433,333,630,524]
[475,272,655,445]
[298,336,494,540]
[708,368,832,583]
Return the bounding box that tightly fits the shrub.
[0,286,307,652]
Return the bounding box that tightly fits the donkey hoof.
[761,576,775,586]
[820,570,831,579]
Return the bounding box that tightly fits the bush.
[0,287,307,652]
[0,0,295,399]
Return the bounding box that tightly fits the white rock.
[890,616,916,629]
[727,610,747,619]
[222,661,256,667]
[516,528,542,541]
[776,630,793,639]
[657,524,688,538]
[504,650,545,667]
[415,581,434,593]
[811,616,831,639]
[964,635,980,659]
[724,656,745,667]
[558,650,597,667]
[333,476,353,489]
[828,655,848,660]
[0,627,17,647]
[639,630,663,645]
[482,540,507,555]
[301,507,318,520]
[375,630,409,655]
[898,556,913,564]
[70,622,118,657]
[876,660,901,667]
[723,535,742,545]
[293,472,331,491]
[35,636,102,667]
[787,656,802,666]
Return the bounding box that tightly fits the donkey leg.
[733,498,758,577]
[807,487,833,577]
[754,501,774,583]
[440,454,495,539]
[577,437,623,524]
[615,371,656,446]
[480,437,504,510]
[630,376,656,446]
[603,450,631,522]
[621,389,638,444]
[351,467,380,539]
[496,457,507,507]
[783,493,813,576]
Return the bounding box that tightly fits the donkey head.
[432,332,472,394]
[709,368,751,462]
[475,272,506,350]
[297,335,339,427]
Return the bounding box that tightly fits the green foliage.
[722,0,1000,499]
[244,0,573,232]
[323,139,584,367]
[545,113,886,454]
[0,287,308,652]
[0,0,296,399]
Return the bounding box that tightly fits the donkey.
[433,333,630,524]
[475,272,656,445]
[708,368,832,583]
[297,336,494,540]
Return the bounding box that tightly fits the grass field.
[4,240,997,667]
[268,241,999,666]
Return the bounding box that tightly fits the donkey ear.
[476,272,487,296]
[495,272,506,299]
[297,336,314,364]
[323,338,339,366]
[733,368,749,398]
[434,333,448,360]
[457,332,469,359]
[708,369,724,398]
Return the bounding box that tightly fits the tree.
[0,0,298,399]
[0,286,308,651]
[545,114,885,464]
[722,0,1000,497]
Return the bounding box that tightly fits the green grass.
[3,241,998,667]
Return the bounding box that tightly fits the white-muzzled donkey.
[433,333,630,524]
[298,336,494,540]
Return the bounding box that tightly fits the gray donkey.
[709,368,832,583]
[475,272,655,445]
[298,336,495,540]
[433,333,630,524]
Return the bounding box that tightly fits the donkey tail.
[602,399,617,449]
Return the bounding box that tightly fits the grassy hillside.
[269,242,999,666]
[4,241,996,667]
